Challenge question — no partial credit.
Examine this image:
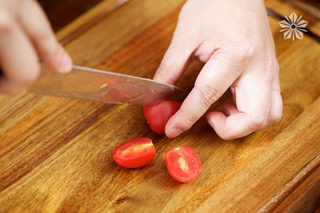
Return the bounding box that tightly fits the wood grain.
[38,0,103,31]
[56,0,128,45]
[0,0,320,212]
[266,0,320,37]
[285,0,320,20]
[273,165,320,213]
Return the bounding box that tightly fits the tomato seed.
[178,157,189,172]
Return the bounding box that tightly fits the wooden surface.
[38,0,103,31]
[266,0,320,37]
[273,166,320,213]
[1,0,320,212]
[285,0,320,20]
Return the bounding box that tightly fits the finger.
[0,18,39,95]
[207,112,253,140]
[153,30,195,84]
[206,75,272,140]
[222,103,238,116]
[18,0,71,73]
[165,52,242,138]
[268,78,282,123]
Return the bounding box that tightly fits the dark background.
[38,0,103,31]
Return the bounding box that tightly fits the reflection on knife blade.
[28,64,187,105]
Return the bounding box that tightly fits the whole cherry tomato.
[144,100,182,134]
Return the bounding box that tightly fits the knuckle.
[196,42,215,63]
[219,133,234,141]
[175,110,195,131]
[212,125,237,141]
[197,49,214,63]
[248,115,267,130]
[36,30,54,43]
[34,32,57,56]
[195,84,220,108]
[270,112,282,124]
[231,41,255,63]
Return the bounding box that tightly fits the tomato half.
[165,145,201,183]
[112,138,156,168]
[144,100,182,134]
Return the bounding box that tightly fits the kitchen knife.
[28,65,187,105]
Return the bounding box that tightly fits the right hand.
[153,0,282,140]
[0,0,72,95]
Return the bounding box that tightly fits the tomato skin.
[165,145,201,183]
[112,138,156,168]
[144,100,182,134]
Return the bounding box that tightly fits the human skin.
[0,0,282,140]
[0,0,72,95]
[153,0,283,140]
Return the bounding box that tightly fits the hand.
[0,0,72,95]
[154,0,282,140]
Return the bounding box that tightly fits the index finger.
[165,51,242,138]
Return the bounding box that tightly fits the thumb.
[153,31,194,85]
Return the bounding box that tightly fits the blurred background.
[38,0,320,32]
[39,0,103,31]
[286,0,320,19]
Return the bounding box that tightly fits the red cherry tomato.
[165,145,201,183]
[112,138,156,168]
[144,100,182,134]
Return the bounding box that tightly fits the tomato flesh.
[112,138,156,168]
[165,145,201,183]
[144,99,182,134]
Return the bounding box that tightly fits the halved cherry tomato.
[112,138,156,168]
[165,145,201,183]
[144,100,182,134]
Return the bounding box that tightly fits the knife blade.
[28,65,187,105]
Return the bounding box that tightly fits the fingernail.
[168,127,183,138]
[59,51,72,73]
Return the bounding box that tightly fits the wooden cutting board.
[0,0,319,212]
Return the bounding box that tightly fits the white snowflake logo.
[279,12,308,41]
